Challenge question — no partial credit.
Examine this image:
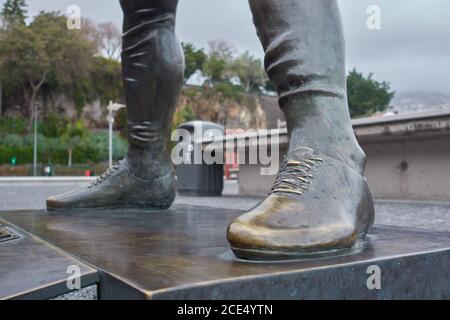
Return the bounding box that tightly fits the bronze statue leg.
[46,0,184,210]
[227,0,375,260]
[121,0,183,180]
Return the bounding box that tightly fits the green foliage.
[231,51,266,93]
[72,83,92,114]
[0,117,128,165]
[0,9,124,119]
[3,133,23,146]
[347,69,395,117]
[0,23,36,88]
[85,131,128,162]
[203,40,235,84]
[0,11,96,126]
[200,41,268,96]
[173,105,195,130]
[1,0,27,26]
[38,113,67,138]
[0,143,33,165]
[114,108,128,138]
[30,12,95,85]
[182,42,207,82]
[203,56,229,84]
[90,57,123,105]
[0,116,27,135]
[61,120,88,156]
[62,56,122,115]
[22,132,45,145]
[214,81,245,99]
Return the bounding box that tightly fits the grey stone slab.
[52,285,97,300]
[1,207,450,299]
[0,218,99,300]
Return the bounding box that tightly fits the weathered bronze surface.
[46,0,183,211]
[46,159,176,210]
[228,148,374,260]
[0,219,98,300]
[228,0,375,258]
[1,209,450,299]
[47,0,375,259]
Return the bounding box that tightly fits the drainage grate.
[0,225,20,243]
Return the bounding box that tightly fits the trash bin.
[175,121,224,196]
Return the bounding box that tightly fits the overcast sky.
[6,0,450,94]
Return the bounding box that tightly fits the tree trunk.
[27,74,47,132]
[28,88,39,132]
[0,84,2,117]
[245,80,251,93]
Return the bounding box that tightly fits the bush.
[40,137,68,164]
[0,143,36,164]
[114,108,127,138]
[85,131,128,161]
[2,134,24,147]
[38,113,68,138]
[0,117,27,137]
[347,69,395,117]
[214,81,245,100]
[23,133,46,146]
[0,113,129,166]
[0,125,128,165]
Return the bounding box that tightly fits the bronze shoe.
[46,158,175,211]
[227,147,374,260]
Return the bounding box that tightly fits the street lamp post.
[33,103,38,177]
[107,101,126,168]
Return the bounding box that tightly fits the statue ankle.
[125,147,173,180]
[287,128,366,174]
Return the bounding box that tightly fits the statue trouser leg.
[227,0,375,259]
[47,0,184,210]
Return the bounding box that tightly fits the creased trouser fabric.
[120,0,347,116]
[120,0,183,150]
[249,0,361,172]
[248,0,347,105]
[119,0,357,170]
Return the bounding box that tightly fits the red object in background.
[224,128,242,180]
[85,170,91,177]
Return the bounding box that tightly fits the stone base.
[0,219,98,300]
[1,206,450,299]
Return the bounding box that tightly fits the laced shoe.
[46,158,175,211]
[227,147,374,260]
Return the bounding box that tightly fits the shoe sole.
[231,235,367,262]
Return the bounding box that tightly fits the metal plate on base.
[0,218,98,300]
[1,207,450,299]
[0,224,19,243]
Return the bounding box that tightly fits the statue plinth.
[1,207,450,299]
[0,219,97,300]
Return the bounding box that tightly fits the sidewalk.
[0,176,94,187]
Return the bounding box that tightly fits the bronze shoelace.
[270,156,323,196]
[88,162,122,188]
